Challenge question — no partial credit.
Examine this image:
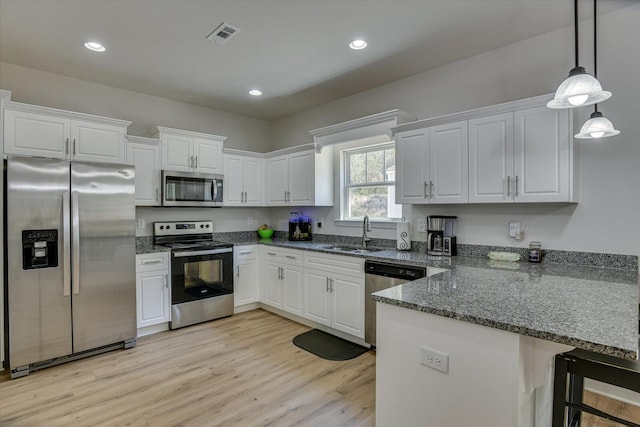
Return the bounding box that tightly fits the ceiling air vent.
[206,22,241,45]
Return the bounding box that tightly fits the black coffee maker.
[289,212,312,241]
[427,216,457,256]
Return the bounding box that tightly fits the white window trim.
[339,141,401,223]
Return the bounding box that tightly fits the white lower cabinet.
[259,247,365,340]
[304,264,365,338]
[135,253,170,330]
[234,246,259,307]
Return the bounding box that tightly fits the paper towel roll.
[396,221,411,251]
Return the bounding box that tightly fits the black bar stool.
[552,347,640,427]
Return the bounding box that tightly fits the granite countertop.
[135,242,171,255]
[141,237,639,359]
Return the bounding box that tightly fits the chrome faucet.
[362,215,372,249]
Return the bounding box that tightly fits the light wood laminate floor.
[0,309,376,427]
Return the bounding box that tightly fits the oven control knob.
[160,226,164,230]
[167,225,171,229]
[200,224,204,228]
[206,224,210,228]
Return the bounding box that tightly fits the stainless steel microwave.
[162,170,224,207]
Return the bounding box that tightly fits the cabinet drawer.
[136,252,169,273]
[305,252,364,278]
[234,245,257,261]
[260,246,303,266]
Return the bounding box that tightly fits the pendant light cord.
[574,0,579,68]
[594,0,599,113]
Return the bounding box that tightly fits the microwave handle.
[212,179,218,200]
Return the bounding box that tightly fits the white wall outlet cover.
[417,219,427,232]
[136,218,145,229]
[509,221,520,238]
[420,345,449,374]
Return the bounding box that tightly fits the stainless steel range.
[154,221,233,329]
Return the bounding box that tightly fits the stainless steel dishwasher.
[364,260,426,347]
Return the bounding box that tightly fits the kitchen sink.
[321,245,383,253]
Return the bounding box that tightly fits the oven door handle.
[173,248,232,257]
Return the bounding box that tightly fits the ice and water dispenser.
[22,229,59,270]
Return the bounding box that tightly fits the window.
[343,143,401,220]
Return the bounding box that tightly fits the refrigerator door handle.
[72,191,81,295]
[62,191,71,297]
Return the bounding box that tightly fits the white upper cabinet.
[263,146,333,207]
[468,107,573,203]
[395,93,575,205]
[149,126,225,174]
[4,103,129,164]
[395,121,468,204]
[513,106,572,203]
[126,135,162,206]
[469,112,514,203]
[223,151,263,206]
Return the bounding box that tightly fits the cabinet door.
[395,129,430,204]
[282,265,304,316]
[193,138,223,174]
[4,109,70,159]
[224,154,244,206]
[429,121,468,204]
[234,259,259,306]
[126,142,161,206]
[331,274,364,338]
[261,262,283,308]
[469,113,514,203]
[303,269,331,326]
[71,120,126,164]
[243,157,264,206]
[288,151,314,205]
[264,155,289,206]
[514,107,571,202]
[136,270,170,328]
[162,134,193,172]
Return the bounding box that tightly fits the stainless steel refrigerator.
[5,156,137,378]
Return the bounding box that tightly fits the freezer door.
[71,162,136,352]
[6,157,73,367]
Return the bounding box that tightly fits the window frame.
[341,142,400,221]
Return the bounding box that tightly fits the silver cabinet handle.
[244,191,247,203]
[164,274,168,288]
[72,139,76,155]
[506,176,511,197]
[156,188,159,202]
[240,191,244,203]
[424,181,428,198]
[62,191,71,297]
[284,190,287,202]
[285,255,296,260]
[65,138,70,155]
[236,265,240,278]
[330,278,334,292]
[72,191,80,295]
[429,181,434,199]
[266,252,276,256]
[514,176,519,197]
[279,266,283,280]
[239,250,252,255]
[190,156,194,169]
[141,259,162,265]
[195,156,198,169]
[326,277,330,292]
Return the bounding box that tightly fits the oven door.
[171,247,233,304]
[162,170,223,207]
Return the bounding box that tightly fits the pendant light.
[547,0,611,109]
[575,0,620,139]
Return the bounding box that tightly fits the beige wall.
[0,61,270,152]
[271,4,640,256]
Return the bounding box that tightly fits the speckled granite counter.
[135,239,171,255]
[140,236,640,359]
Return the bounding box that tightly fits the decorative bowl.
[257,228,274,238]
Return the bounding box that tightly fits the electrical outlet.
[136,218,145,229]
[509,221,521,238]
[417,219,427,232]
[420,345,449,374]
[247,217,254,226]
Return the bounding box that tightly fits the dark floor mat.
[292,329,369,361]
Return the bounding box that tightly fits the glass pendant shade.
[575,111,620,139]
[547,66,612,109]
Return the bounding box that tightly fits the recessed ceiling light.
[84,41,105,52]
[249,89,262,96]
[349,39,367,50]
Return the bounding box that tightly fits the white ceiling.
[0,0,633,120]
